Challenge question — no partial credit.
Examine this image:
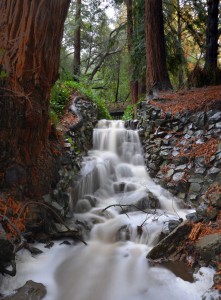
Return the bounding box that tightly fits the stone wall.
[44,98,98,217]
[137,101,221,215]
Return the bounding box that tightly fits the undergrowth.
[122,104,136,120]
[50,80,111,121]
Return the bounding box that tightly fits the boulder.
[0,237,15,276]
[4,280,46,300]
[147,221,192,259]
[196,233,221,263]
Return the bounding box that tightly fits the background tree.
[0,0,70,197]
[73,0,82,79]
[203,0,220,84]
[145,0,172,93]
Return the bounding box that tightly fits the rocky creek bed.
[0,92,220,299]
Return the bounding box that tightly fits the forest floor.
[150,85,221,115]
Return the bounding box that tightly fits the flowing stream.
[0,120,217,300]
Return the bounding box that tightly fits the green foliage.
[0,70,7,79]
[64,80,112,120]
[49,109,59,126]
[50,80,111,120]
[50,83,71,117]
[122,104,136,120]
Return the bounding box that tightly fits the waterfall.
[72,120,185,221]
[0,120,217,300]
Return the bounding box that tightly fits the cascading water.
[0,120,217,300]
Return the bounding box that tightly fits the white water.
[0,120,218,300]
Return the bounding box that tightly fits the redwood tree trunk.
[126,0,138,103]
[177,0,184,89]
[204,0,219,72]
[145,0,172,93]
[73,0,81,79]
[0,0,70,197]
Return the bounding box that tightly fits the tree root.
[0,200,88,277]
[16,201,87,245]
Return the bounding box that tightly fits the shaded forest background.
[58,0,220,106]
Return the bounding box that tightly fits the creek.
[0,120,217,300]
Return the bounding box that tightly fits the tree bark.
[177,0,184,89]
[126,0,139,103]
[73,0,81,79]
[0,0,70,197]
[204,0,219,72]
[145,0,172,93]
[115,56,121,103]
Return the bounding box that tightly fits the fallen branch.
[16,201,87,245]
[102,204,153,215]
[0,213,26,252]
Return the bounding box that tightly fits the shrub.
[50,80,111,120]
[122,104,136,120]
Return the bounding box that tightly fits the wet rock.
[195,167,206,175]
[166,169,174,178]
[177,192,186,200]
[4,280,46,300]
[113,182,125,193]
[207,111,221,123]
[75,199,92,213]
[84,195,98,207]
[116,224,132,241]
[0,237,15,276]
[27,246,43,255]
[194,156,205,167]
[188,176,204,184]
[189,183,201,193]
[210,193,221,207]
[207,167,220,175]
[186,212,201,222]
[196,233,221,263]
[148,192,160,209]
[175,164,187,171]
[192,112,206,128]
[206,207,219,220]
[202,289,220,300]
[196,204,208,218]
[167,220,181,233]
[172,172,184,181]
[147,222,192,259]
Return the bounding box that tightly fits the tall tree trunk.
[177,0,184,89]
[126,0,138,103]
[204,0,219,74]
[0,0,70,197]
[115,57,121,103]
[73,0,81,80]
[145,0,172,93]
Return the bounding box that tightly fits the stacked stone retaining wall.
[137,101,221,215]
